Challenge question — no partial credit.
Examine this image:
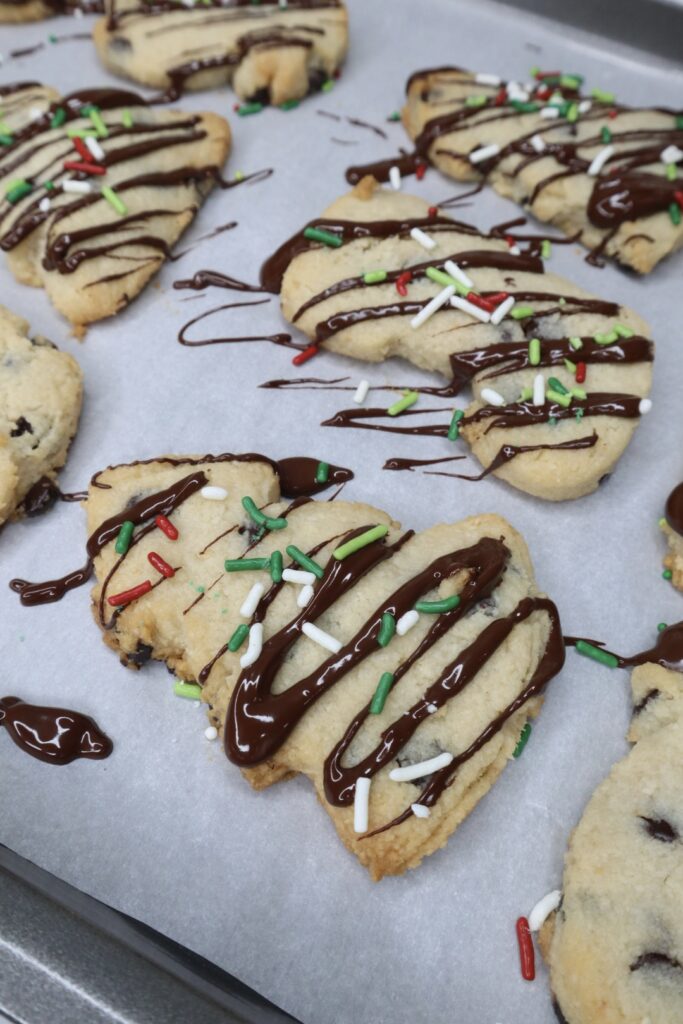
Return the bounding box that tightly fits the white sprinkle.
[528,889,562,931]
[533,373,546,406]
[204,726,218,742]
[30,107,43,121]
[85,135,105,162]
[240,623,263,668]
[490,295,515,325]
[302,621,342,654]
[354,379,370,405]
[475,72,501,87]
[279,0,288,7]
[661,144,683,165]
[282,568,316,585]
[297,584,314,608]
[200,485,228,501]
[506,81,528,102]
[426,703,438,714]
[411,285,455,329]
[469,143,500,164]
[63,180,91,194]
[411,803,431,819]
[540,106,560,120]
[639,398,652,415]
[578,99,592,114]
[181,0,194,6]
[390,752,453,782]
[38,197,51,213]
[530,134,546,154]
[480,387,505,407]
[443,259,473,289]
[389,165,401,191]
[73,5,83,15]
[240,582,265,618]
[410,226,436,250]
[353,776,371,833]
[587,145,614,176]
[508,241,521,255]
[396,609,419,636]
[450,294,490,323]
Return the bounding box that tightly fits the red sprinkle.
[416,162,427,180]
[576,361,586,384]
[675,190,683,209]
[487,291,510,305]
[292,344,319,366]
[148,551,175,578]
[108,580,152,608]
[72,137,92,162]
[535,69,560,80]
[494,87,507,106]
[467,291,496,313]
[608,109,618,119]
[516,917,535,981]
[155,514,178,540]
[428,206,438,217]
[535,86,551,101]
[505,234,517,248]
[64,160,107,175]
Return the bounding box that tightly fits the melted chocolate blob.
[0,696,112,765]
[665,482,683,536]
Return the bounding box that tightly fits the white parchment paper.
[1,2,682,1021]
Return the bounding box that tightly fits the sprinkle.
[448,409,464,441]
[148,552,175,578]
[411,285,455,329]
[85,135,105,162]
[39,197,51,213]
[363,269,387,284]
[43,180,55,191]
[470,143,500,164]
[667,164,678,181]
[396,270,412,296]
[533,373,545,406]
[410,226,436,250]
[315,461,330,484]
[155,514,178,540]
[475,72,501,86]
[414,594,461,614]
[575,362,586,384]
[321,80,334,93]
[511,304,534,320]
[370,672,395,715]
[301,621,342,654]
[389,751,453,782]
[303,226,341,248]
[242,495,288,531]
[286,545,324,579]
[107,580,152,607]
[0,133,12,146]
[292,345,318,367]
[513,723,532,758]
[566,102,579,123]
[388,111,401,122]
[592,88,615,103]
[450,294,490,323]
[516,917,536,981]
[661,144,683,165]
[115,520,134,555]
[378,612,396,648]
[237,102,263,116]
[540,106,560,119]
[389,166,401,190]
[353,776,371,833]
[205,726,218,741]
[427,703,438,714]
[670,202,682,226]
[279,98,299,111]
[87,107,108,137]
[282,568,317,585]
[415,162,427,180]
[64,160,106,176]
[426,266,457,288]
[240,622,263,668]
[467,292,496,313]
[664,569,673,581]
[201,485,228,500]
[541,239,552,259]
[354,379,370,404]
[465,95,488,108]
[411,803,431,819]
[548,377,569,395]
[174,681,202,700]
[547,388,572,407]
[639,398,652,415]
[240,582,265,618]
[601,126,612,144]
[528,338,541,366]
[443,259,474,289]
[73,137,91,161]
[387,391,419,416]
[490,295,515,325]
[270,549,283,582]
[50,107,66,128]
[297,584,314,607]
[101,185,126,214]
[529,890,562,932]
[6,180,33,204]
[333,524,389,561]
[224,557,270,572]
[530,134,546,153]
[480,387,505,407]
[66,128,98,138]
[587,145,614,176]
[228,623,249,652]
[594,329,618,345]
[569,336,583,350]
[121,109,133,128]
[396,609,420,636]
[658,622,668,632]
[520,387,533,401]
[575,639,619,668]
[564,358,576,374]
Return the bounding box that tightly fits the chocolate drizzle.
[177,299,295,349]
[0,696,112,765]
[665,482,683,537]
[21,476,87,517]
[427,434,599,482]
[173,269,265,293]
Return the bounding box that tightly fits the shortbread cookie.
[0,305,83,526]
[661,482,683,591]
[15,452,564,879]
[0,83,230,327]
[398,66,683,273]
[93,0,348,105]
[0,0,101,22]
[266,178,654,501]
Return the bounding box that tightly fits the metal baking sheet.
[1,2,682,1023]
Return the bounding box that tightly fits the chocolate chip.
[22,476,60,517]
[631,952,683,973]
[552,999,570,1024]
[640,816,678,843]
[247,86,271,105]
[10,416,33,438]
[126,642,153,668]
[633,688,660,715]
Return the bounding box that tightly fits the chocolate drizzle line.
[565,622,683,672]
[424,434,599,482]
[177,299,295,349]
[0,696,112,765]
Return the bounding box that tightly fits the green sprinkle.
[549,416,558,426]
[448,408,464,442]
[566,102,579,123]
[592,88,615,103]
[528,337,541,366]
[333,524,389,561]
[370,672,395,715]
[600,125,612,144]
[564,358,577,373]
[238,102,263,116]
[666,163,677,181]
[66,127,97,138]
[669,202,682,226]
[529,66,540,78]
[561,74,583,90]
[279,99,300,111]
[575,640,619,668]
[228,624,249,652]
[234,171,245,182]
[303,226,342,248]
[658,622,668,632]
[519,386,533,401]
[663,569,673,580]
[425,266,455,288]
[510,100,540,114]
[43,180,54,191]
[378,612,396,648]
[224,557,270,572]
[414,594,461,614]
[363,269,387,284]
[48,32,57,43]
[465,95,488,108]
[315,461,330,484]
[659,517,667,528]
[512,723,532,759]
[547,388,572,407]
[614,323,634,338]
[594,329,618,345]
[115,520,134,555]
[87,107,108,137]
[0,134,13,146]
[50,107,66,128]
[174,681,203,700]
[270,549,283,583]
[5,180,32,204]
[677,116,683,130]
[541,239,552,259]
[571,386,587,400]
[558,297,566,306]
[101,185,127,216]
[511,305,534,320]
[569,336,583,350]
[574,408,585,422]
[286,545,324,579]
[321,80,335,93]
[548,376,569,395]
[242,495,288,531]
[387,391,419,417]
[121,109,133,128]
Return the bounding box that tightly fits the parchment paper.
[1,2,682,1021]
